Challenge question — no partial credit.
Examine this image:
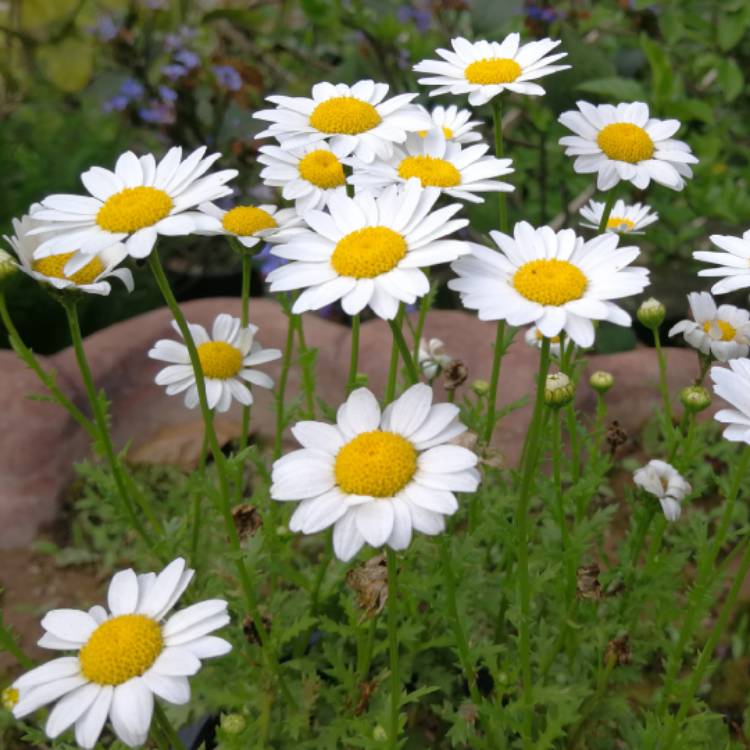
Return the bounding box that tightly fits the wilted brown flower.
[444,359,469,391]
[346,554,388,619]
[233,503,262,541]
[577,563,602,601]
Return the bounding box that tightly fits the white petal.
[110,678,154,748]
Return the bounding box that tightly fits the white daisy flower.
[3,210,133,296]
[693,231,750,295]
[254,80,430,163]
[418,104,483,144]
[148,313,281,412]
[348,128,514,204]
[579,199,658,234]
[267,179,470,320]
[197,202,302,249]
[710,358,750,444]
[559,101,698,191]
[449,221,650,348]
[523,326,563,358]
[633,459,691,522]
[418,337,452,379]
[29,146,237,263]
[271,384,480,561]
[413,34,570,106]
[11,558,231,749]
[668,292,750,362]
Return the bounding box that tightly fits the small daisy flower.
[149,313,281,412]
[668,292,750,362]
[694,231,750,295]
[633,459,691,522]
[11,558,231,749]
[29,147,237,262]
[524,326,563,358]
[449,221,650,348]
[4,211,133,296]
[271,384,480,561]
[579,199,658,234]
[417,104,482,144]
[413,34,570,106]
[254,80,430,163]
[711,358,750,444]
[349,128,514,204]
[559,101,697,191]
[197,202,302,250]
[418,337,452,379]
[267,179,470,320]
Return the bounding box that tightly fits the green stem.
[274,306,297,460]
[491,97,509,232]
[236,250,252,503]
[596,189,617,233]
[385,307,404,403]
[0,619,34,669]
[388,314,419,386]
[653,326,675,445]
[566,403,581,488]
[411,278,431,368]
[552,409,574,601]
[190,428,209,567]
[153,703,187,750]
[295,313,316,419]
[346,314,360,395]
[386,548,400,750]
[481,320,507,445]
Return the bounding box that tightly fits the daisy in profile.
[413,34,569,106]
[197,201,301,250]
[559,101,697,191]
[449,221,650,348]
[579,199,658,234]
[267,179,470,320]
[29,147,236,264]
[711,358,750,444]
[4,211,133,296]
[694,231,750,295]
[633,460,691,522]
[149,313,281,412]
[418,104,482,144]
[524,326,563,358]
[669,292,750,362]
[271,384,479,561]
[258,141,350,214]
[348,128,514,203]
[418,337,452,379]
[254,80,430,163]
[11,558,231,749]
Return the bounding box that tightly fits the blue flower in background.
[213,65,243,92]
[158,85,178,102]
[139,101,175,125]
[397,4,432,32]
[92,15,119,42]
[103,94,130,113]
[162,64,188,81]
[174,49,200,70]
[120,79,144,99]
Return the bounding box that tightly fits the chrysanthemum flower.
[711,358,750,444]
[254,80,430,163]
[418,104,482,144]
[348,129,513,204]
[418,337,452,378]
[633,459,691,522]
[559,101,697,191]
[579,199,658,234]
[149,313,281,411]
[197,202,301,249]
[29,147,237,262]
[267,179,470,319]
[4,211,133,296]
[668,292,750,362]
[694,231,750,295]
[413,34,569,106]
[271,384,479,561]
[12,558,231,749]
[524,326,562,357]
[449,221,649,348]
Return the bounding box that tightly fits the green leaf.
[36,37,93,92]
[717,59,744,102]
[577,77,647,102]
[718,8,750,51]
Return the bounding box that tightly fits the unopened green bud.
[589,370,614,393]
[353,372,369,388]
[373,725,388,741]
[0,249,17,282]
[220,713,247,735]
[636,297,665,328]
[680,385,711,413]
[544,372,575,408]
[472,379,490,397]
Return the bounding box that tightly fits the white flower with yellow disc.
[29,147,236,265]
[413,34,569,106]
[11,558,231,749]
[449,221,650,348]
[271,384,480,561]
[693,231,750,295]
[149,313,281,412]
[197,202,301,249]
[419,104,482,144]
[524,326,563,358]
[254,80,430,163]
[267,179,470,320]
[348,128,514,204]
[559,101,697,191]
[579,199,658,234]
[711,358,750,444]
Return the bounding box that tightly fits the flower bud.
[636,297,666,328]
[0,249,17,282]
[544,372,575,408]
[680,385,711,413]
[373,725,388,741]
[220,713,247,734]
[472,379,490,397]
[589,370,614,393]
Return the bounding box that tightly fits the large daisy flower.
[11,558,231,749]
[197,202,302,250]
[348,128,514,204]
[29,147,237,262]
[4,211,133,296]
[711,358,750,444]
[419,104,482,144]
[148,313,281,412]
[258,141,350,214]
[633,459,691,522]
[271,384,480,561]
[579,199,658,234]
[267,179,470,320]
[668,292,750,362]
[559,101,697,191]
[413,34,569,106]
[693,231,750,295]
[448,221,650,348]
[254,80,430,163]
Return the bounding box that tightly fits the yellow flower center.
[606,216,636,232]
[221,206,277,236]
[596,123,654,164]
[2,687,19,710]
[331,226,407,279]
[32,252,105,286]
[96,186,173,233]
[79,614,163,686]
[513,259,587,306]
[703,319,736,342]
[298,149,346,189]
[397,155,461,188]
[309,97,382,135]
[335,430,417,497]
[464,58,522,85]
[418,126,454,139]
[197,341,243,379]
